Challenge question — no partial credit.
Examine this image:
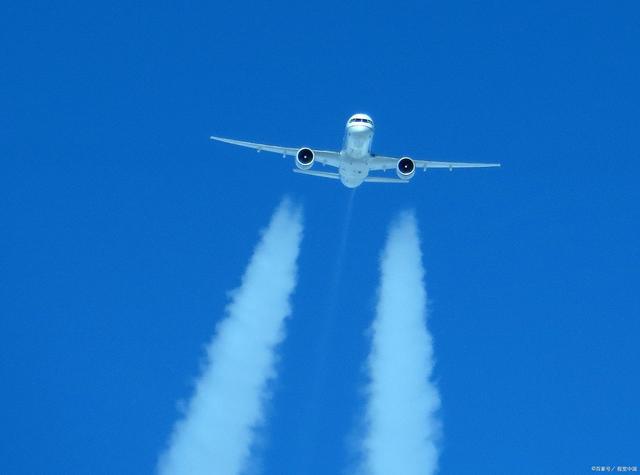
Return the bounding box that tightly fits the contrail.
[291,189,357,472]
[361,212,441,475]
[158,199,303,475]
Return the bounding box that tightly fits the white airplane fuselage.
[339,114,375,188]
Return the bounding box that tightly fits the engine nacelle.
[296,148,315,170]
[396,157,415,180]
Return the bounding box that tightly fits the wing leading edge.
[369,155,501,171]
[210,136,341,167]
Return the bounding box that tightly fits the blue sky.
[2,1,639,473]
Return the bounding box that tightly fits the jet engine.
[396,157,415,180]
[296,148,315,170]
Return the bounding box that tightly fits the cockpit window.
[349,117,373,124]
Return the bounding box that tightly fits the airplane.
[210,113,500,188]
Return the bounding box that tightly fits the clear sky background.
[2,1,639,473]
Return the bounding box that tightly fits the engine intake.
[296,148,315,170]
[396,157,415,179]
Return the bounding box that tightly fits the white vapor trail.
[361,212,441,475]
[158,199,303,475]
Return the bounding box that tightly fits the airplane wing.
[368,154,501,171]
[210,136,342,167]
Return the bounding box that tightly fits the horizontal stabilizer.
[292,169,341,180]
[364,176,409,184]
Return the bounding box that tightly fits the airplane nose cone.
[349,125,370,134]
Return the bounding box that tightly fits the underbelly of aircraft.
[340,127,373,187]
[339,157,369,188]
